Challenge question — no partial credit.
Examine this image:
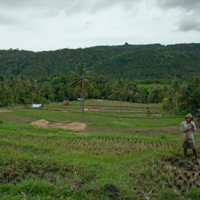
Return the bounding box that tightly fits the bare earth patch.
[31,119,50,128]
[31,120,87,131]
[0,109,12,113]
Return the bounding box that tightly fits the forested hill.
[0,43,200,79]
[94,49,200,79]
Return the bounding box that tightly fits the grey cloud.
[177,17,200,32]
[0,0,139,13]
[156,0,200,10]
[0,16,14,24]
[0,0,142,29]
[155,0,200,32]
[85,22,94,26]
[0,13,18,25]
[83,21,95,29]
[0,0,141,25]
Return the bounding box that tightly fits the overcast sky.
[0,0,200,51]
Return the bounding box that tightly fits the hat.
[185,113,193,119]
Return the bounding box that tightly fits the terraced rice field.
[0,99,200,199]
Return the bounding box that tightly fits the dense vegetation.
[0,43,200,79]
[1,65,200,115]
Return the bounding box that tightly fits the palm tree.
[163,94,175,115]
[171,80,180,115]
[8,75,16,89]
[193,76,200,87]
[0,75,5,104]
[20,74,27,95]
[68,63,94,115]
[137,88,148,103]
[4,86,13,107]
[108,79,132,115]
[179,86,192,110]
[27,81,37,105]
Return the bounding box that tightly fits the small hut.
[63,100,70,105]
[30,104,44,108]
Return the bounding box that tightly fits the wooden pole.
[82,76,84,117]
[172,130,190,163]
[120,96,121,115]
[79,97,81,111]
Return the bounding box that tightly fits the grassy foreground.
[0,100,200,200]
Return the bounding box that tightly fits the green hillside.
[0,43,200,79]
[94,49,200,79]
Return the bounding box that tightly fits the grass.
[0,100,200,199]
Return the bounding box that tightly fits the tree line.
[0,63,200,115]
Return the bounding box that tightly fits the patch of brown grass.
[31,120,87,131]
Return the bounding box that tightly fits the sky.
[0,0,200,51]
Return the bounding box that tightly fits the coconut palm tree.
[179,85,193,110]
[4,86,13,107]
[137,88,148,103]
[108,79,132,115]
[171,80,180,115]
[162,95,175,115]
[0,75,5,104]
[8,75,16,89]
[68,63,94,115]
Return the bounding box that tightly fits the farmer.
[180,113,199,163]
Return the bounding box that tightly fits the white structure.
[31,104,43,108]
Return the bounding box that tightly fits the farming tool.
[172,130,190,163]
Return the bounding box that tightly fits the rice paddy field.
[1,99,200,200]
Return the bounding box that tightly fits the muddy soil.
[104,184,119,200]
[164,153,200,191]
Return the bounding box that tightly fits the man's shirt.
[180,121,196,143]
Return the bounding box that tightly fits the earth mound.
[31,120,87,131]
[66,122,87,131]
[31,119,50,128]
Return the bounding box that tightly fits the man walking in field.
[180,114,199,163]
